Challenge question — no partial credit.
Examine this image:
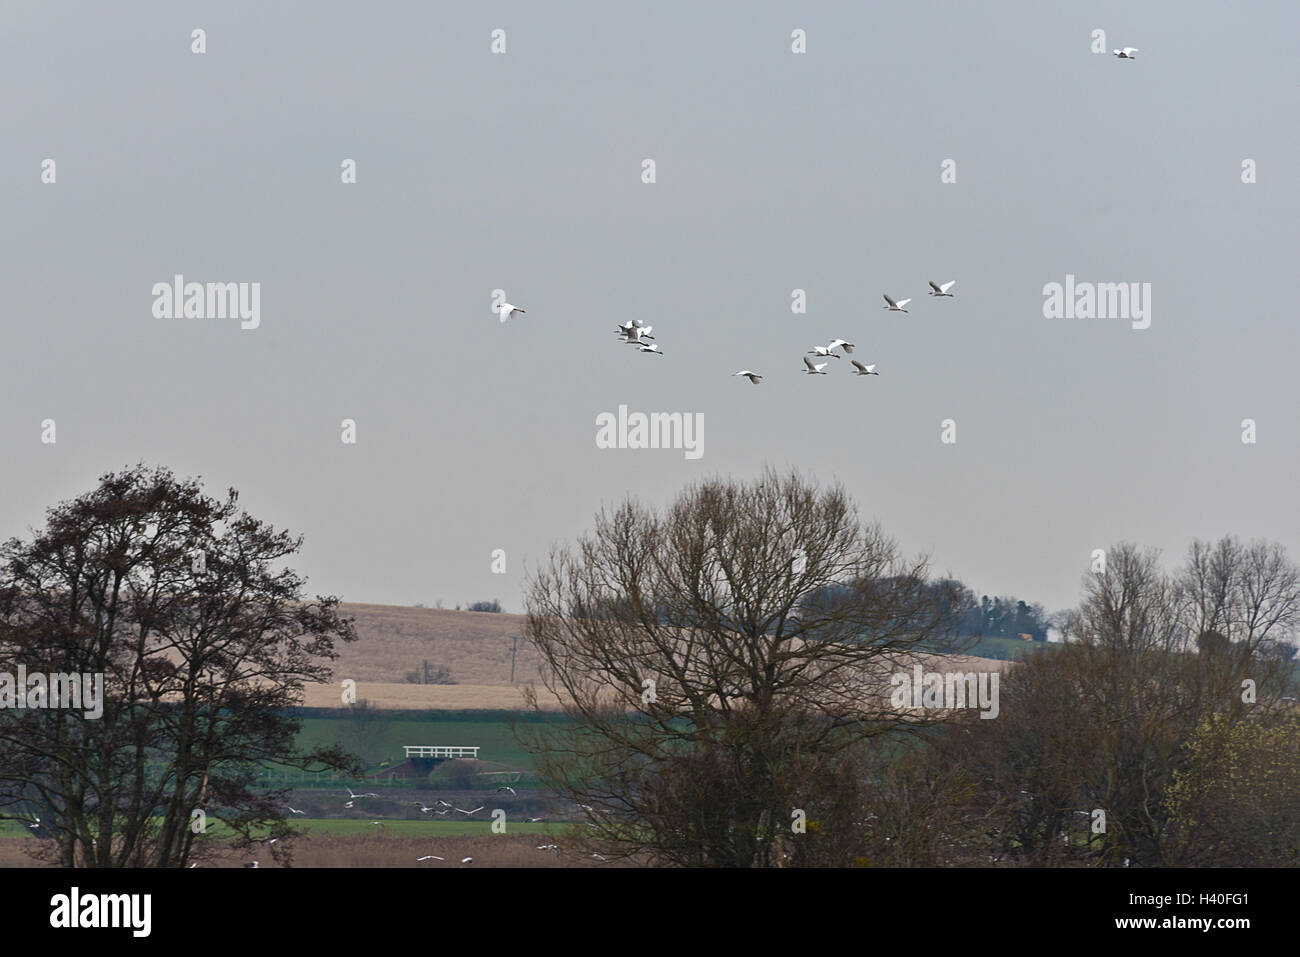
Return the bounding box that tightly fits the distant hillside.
[329,603,541,686]
[315,603,1013,711]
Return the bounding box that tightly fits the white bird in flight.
[732,370,763,384]
[498,302,526,323]
[417,855,445,861]
[620,324,654,344]
[497,786,516,796]
[345,788,377,799]
[803,356,829,375]
[827,338,855,355]
[806,344,841,359]
[287,807,305,815]
[851,360,880,376]
[460,857,474,864]
[882,294,911,313]
[454,806,485,815]
[414,803,436,814]
[638,343,664,356]
[1112,47,1138,58]
[343,801,355,809]
[928,280,955,297]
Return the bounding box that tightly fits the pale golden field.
[329,604,542,685]
[301,682,566,710]
[316,604,1012,711]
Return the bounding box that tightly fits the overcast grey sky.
[3,2,1297,616]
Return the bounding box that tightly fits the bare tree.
[947,538,1300,867]
[519,468,971,866]
[1177,536,1300,659]
[0,464,358,867]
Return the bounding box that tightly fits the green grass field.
[293,712,550,773]
[0,821,43,838]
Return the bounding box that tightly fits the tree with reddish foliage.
[0,464,358,867]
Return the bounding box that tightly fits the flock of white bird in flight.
[762,282,954,382]
[493,48,1146,376]
[498,280,960,382]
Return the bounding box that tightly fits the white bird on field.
[803,356,828,375]
[928,280,956,297]
[537,844,559,851]
[287,807,305,815]
[497,786,516,796]
[250,861,260,868]
[460,857,474,864]
[1112,47,1138,58]
[417,855,445,861]
[806,344,841,360]
[27,818,40,829]
[592,853,608,861]
[851,360,879,376]
[370,821,382,826]
[189,863,198,868]
[732,370,763,385]
[498,302,526,323]
[827,338,855,355]
[638,343,664,356]
[526,817,543,822]
[882,294,911,313]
